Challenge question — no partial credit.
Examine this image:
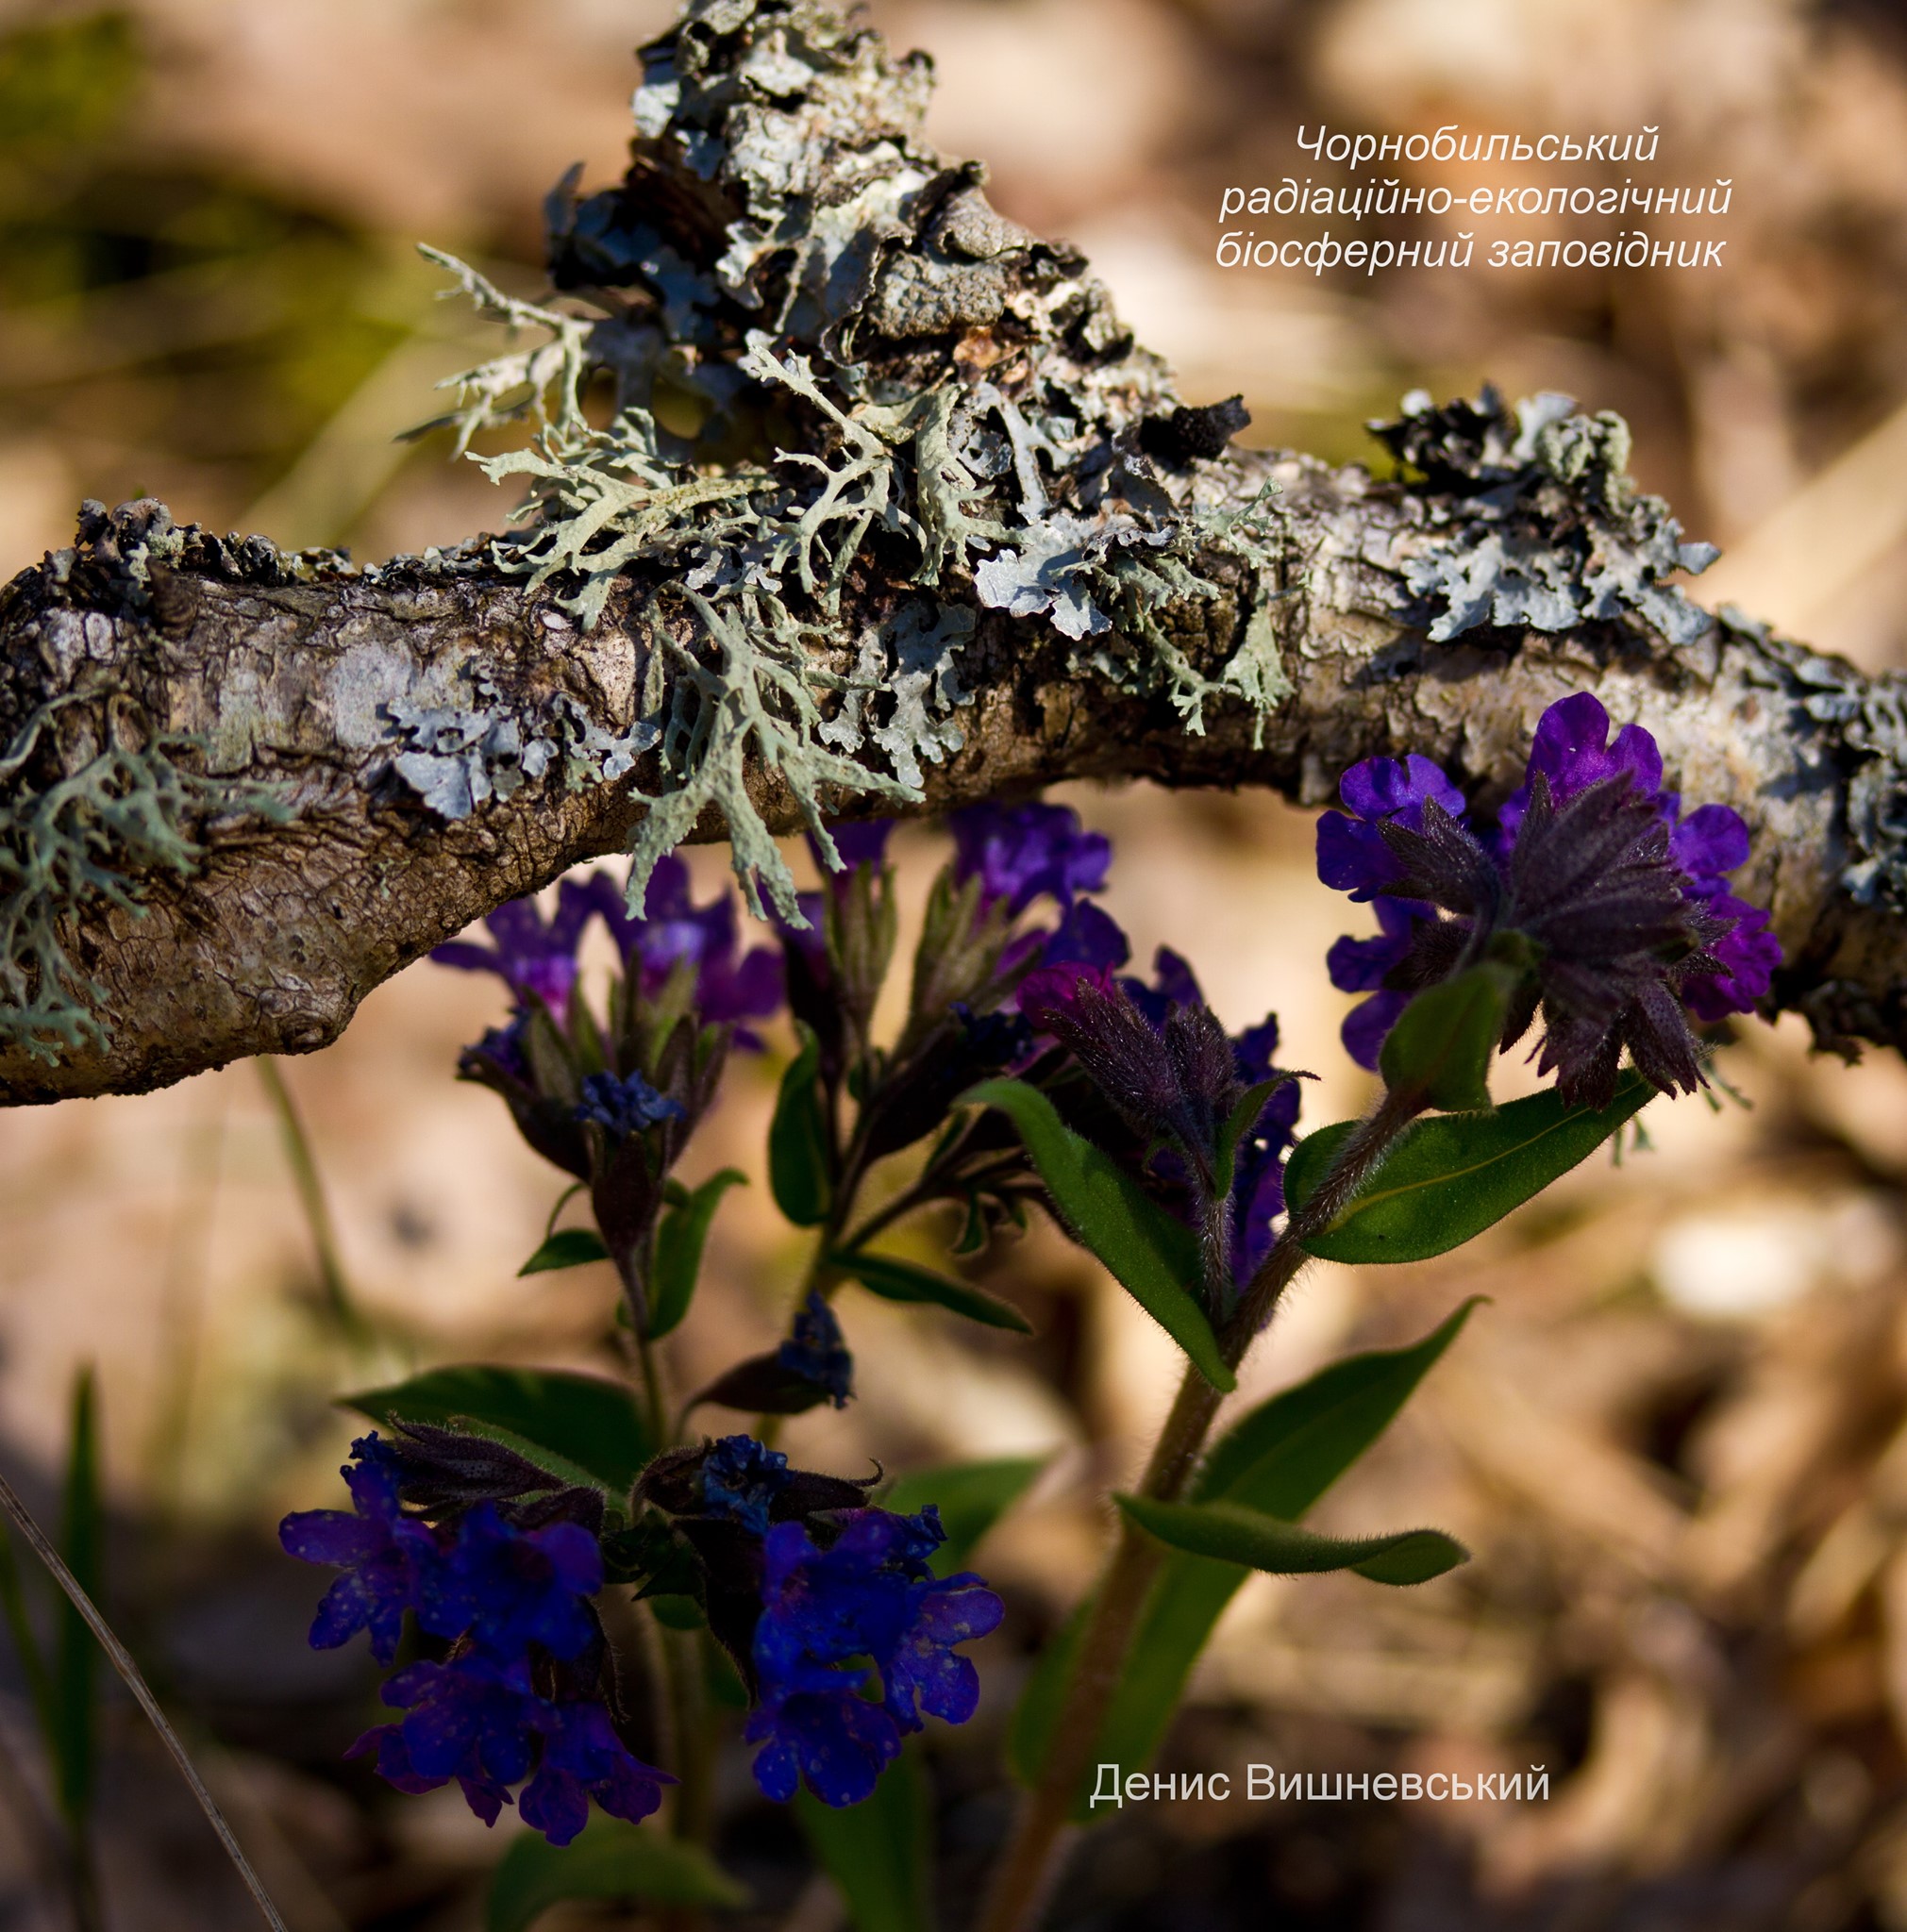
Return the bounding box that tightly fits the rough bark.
[2,0,1903,1107]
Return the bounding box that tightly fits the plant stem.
[975,1085,1426,1932]
[256,1058,367,1345]
[0,1471,290,1932]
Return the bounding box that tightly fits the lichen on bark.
[3,0,1907,1106]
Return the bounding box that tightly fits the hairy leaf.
[1117,1494,1467,1584]
[1284,1071,1654,1262]
[960,1078,1230,1391]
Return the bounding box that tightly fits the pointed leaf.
[882,1457,1046,1575]
[487,1819,746,1932]
[343,1365,652,1497]
[1117,1495,1467,1584]
[959,1078,1231,1391]
[1284,1070,1654,1263]
[1013,1304,1477,1810]
[650,1168,746,1338]
[518,1228,611,1276]
[834,1250,1033,1334]
[770,1026,832,1227]
[795,1750,932,1932]
[1196,1297,1483,1512]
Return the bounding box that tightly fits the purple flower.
[278,1436,436,1665]
[1316,756,1469,902]
[777,1291,854,1408]
[574,1068,685,1142]
[418,1503,601,1662]
[352,1655,671,1845]
[1324,896,1431,1072]
[703,1435,792,1535]
[949,802,1111,916]
[1019,953,1298,1291]
[432,881,600,1011]
[1495,691,1662,847]
[590,857,784,1041]
[519,1699,672,1846]
[744,1508,1003,1807]
[1316,693,1782,1105]
[1038,900,1131,975]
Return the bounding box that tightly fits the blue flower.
[744,1508,1004,1807]
[777,1291,854,1408]
[431,881,600,1011]
[419,1502,601,1662]
[574,1068,685,1143]
[278,1435,436,1665]
[1317,693,1783,1105]
[587,857,784,1042]
[351,1655,672,1845]
[519,1699,673,1846]
[703,1435,791,1535]
[949,802,1111,915]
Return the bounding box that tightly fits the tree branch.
[2,0,1903,1107]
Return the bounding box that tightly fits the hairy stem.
[975,1085,1427,1932]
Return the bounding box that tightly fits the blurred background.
[4,0,1907,1925]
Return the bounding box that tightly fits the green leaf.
[343,1365,652,1497]
[487,1820,746,1932]
[54,1366,99,1833]
[517,1228,611,1276]
[959,1079,1231,1391]
[651,1169,746,1339]
[1284,1070,1655,1264]
[1013,1303,1478,1810]
[770,1026,832,1227]
[1117,1494,1467,1584]
[1196,1298,1483,1512]
[1378,961,1517,1112]
[795,1750,932,1932]
[1214,1075,1289,1196]
[834,1250,1033,1334]
[883,1457,1046,1575]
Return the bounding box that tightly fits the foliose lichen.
[410,0,1289,922]
[1367,385,1720,647]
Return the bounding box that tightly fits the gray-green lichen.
[408,0,1288,920]
[1367,386,1720,646]
[0,501,294,1059]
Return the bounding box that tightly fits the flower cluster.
[280,1437,669,1845]
[627,1436,1005,1810]
[1019,948,1300,1300]
[745,1504,1004,1807]
[433,856,783,1044]
[1319,693,1782,1105]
